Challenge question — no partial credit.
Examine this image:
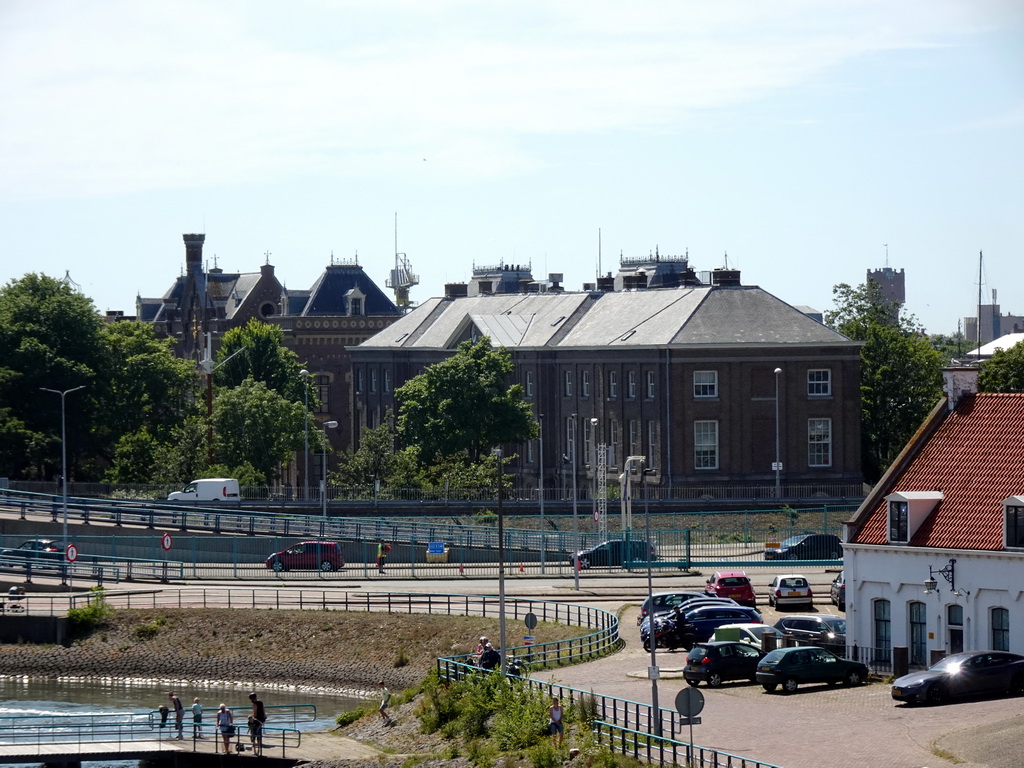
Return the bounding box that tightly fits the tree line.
[2,272,1022,492]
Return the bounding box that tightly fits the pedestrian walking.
[248,691,266,756]
[216,704,234,754]
[378,680,392,724]
[376,540,391,574]
[548,697,564,747]
[168,691,184,740]
[191,697,203,738]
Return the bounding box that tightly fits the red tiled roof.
[851,393,1024,550]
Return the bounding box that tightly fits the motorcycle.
[505,656,529,676]
[640,613,696,652]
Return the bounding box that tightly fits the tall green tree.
[825,282,943,483]
[0,273,105,479]
[212,377,305,483]
[395,336,538,463]
[214,319,309,402]
[331,416,418,491]
[979,340,1024,392]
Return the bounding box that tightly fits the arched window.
[992,607,1010,652]
[908,601,927,666]
[873,599,891,663]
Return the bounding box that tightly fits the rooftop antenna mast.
[386,212,419,311]
[977,251,983,360]
[597,228,602,279]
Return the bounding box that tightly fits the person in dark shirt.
[248,692,266,756]
[478,643,500,670]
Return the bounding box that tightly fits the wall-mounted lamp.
[924,558,956,594]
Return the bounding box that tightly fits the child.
[378,680,392,724]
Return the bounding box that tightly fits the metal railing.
[594,720,785,768]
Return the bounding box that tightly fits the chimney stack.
[183,233,205,267]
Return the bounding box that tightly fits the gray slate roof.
[359,285,852,350]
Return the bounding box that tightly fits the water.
[0,676,365,767]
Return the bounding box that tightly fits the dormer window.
[345,286,366,317]
[886,491,944,544]
[889,501,908,543]
[1004,496,1024,549]
[350,297,363,316]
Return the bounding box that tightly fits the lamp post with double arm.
[39,385,85,585]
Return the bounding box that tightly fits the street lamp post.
[493,447,508,675]
[321,420,338,518]
[773,367,783,499]
[642,459,661,736]
[300,369,310,502]
[570,413,579,591]
[40,385,85,585]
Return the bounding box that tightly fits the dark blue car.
[676,604,763,645]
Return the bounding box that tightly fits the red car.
[265,541,345,572]
[705,570,757,607]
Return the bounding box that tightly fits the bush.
[335,706,365,727]
[132,616,168,641]
[66,588,114,636]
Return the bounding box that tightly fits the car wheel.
[319,560,335,572]
[768,595,775,608]
[761,683,777,692]
[926,683,947,704]
[1010,674,1024,696]
[271,559,285,573]
[707,672,723,688]
[781,677,799,694]
[844,670,864,686]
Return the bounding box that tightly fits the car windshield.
[780,534,811,547]
[822,617,847,633]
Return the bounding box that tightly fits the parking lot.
[537,601,1022,768]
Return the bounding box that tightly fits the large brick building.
[352,254,864,499]
[137,233,403,491]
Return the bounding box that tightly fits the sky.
[2,1,1022,336]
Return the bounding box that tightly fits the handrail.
[593,720,785,768]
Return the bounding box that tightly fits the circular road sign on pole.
[65,544,79,563]
[161,533,173,551]
[524,612,538,631]
[674,687,704,718]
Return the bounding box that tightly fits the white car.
[766,574,813,609]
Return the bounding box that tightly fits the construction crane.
[386,213,419,310]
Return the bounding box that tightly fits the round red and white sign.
[161,533,173,551]
[65,544,79,562]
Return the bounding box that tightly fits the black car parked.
[570,539,655,569]
[830,571,846,611]
[685,641,765,688]
[764,533,843,561]
[892,651,1024,704]
[773,614,846,651]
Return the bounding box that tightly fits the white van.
[167,478,240,502]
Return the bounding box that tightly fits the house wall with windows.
[353,258,863,495]
[843,379,1024,664]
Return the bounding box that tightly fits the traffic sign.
[161,533,173,551]
[523,635,535,646]
[674,687,705,718]
[65,544,78,563]
[772,461,783,471]
[524,612,538,630]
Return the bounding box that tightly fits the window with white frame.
[647,420,658,469]
[317,375,330,414]
[383,369,391,393]
[992,607,1010,651]
[526,438,535,464]
[1005,504,1024,548]
[693,370,718,398]
[873,599,891,663]
[608,371,618,399]
[629,419,640,455]
[909,602,927,666]
[565,417,576,459]
[627,371,637,399]
[525,370,534,398]
[583,419,593,463]
[807,369,832,397]
[646,370,655,399]
[356,368,365,394]
[694,420,719,469]
[563,370,573,397]
[889,500,908,543]
[608,420,619,467]
[581,370,590,398]
[808,418,832,467]
[370,369,377,393]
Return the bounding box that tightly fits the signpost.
[674,686,704,760]
[65,544,78,563]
